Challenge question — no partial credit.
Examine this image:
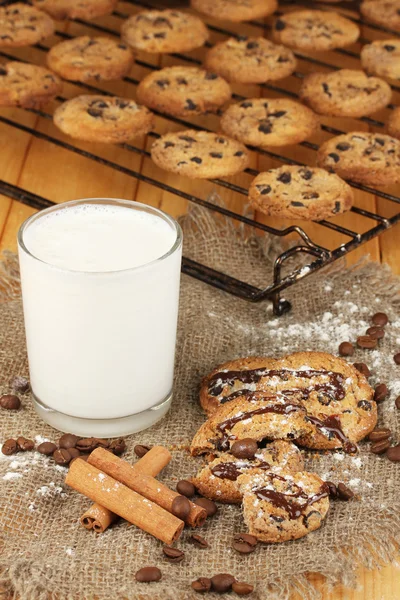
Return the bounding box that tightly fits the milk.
[18,199,182,437]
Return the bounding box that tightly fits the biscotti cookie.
[0,3,54,47]
[249,166,354,221]
[386,107,400,139]
[190,0,277,23]
[121,10,209,54]
[361,0,400,32]
[239,470,330,542]
[317,132,400,186]
[31,0,117,20]
[272,10,360,51]
[53,95,154,144]
[136,66,231,118]
[47,37,134,82]
[220,98,319,148]
[361,40,400,80]
[299,70,392,118]
[204,37,296,84]
[192,441,304,503]
[151,130,249,179]
[0,61,62,108]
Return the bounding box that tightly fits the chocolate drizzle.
[306,415,357,454]
[211,459,271,481]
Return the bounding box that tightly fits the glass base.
[32,391,172,437]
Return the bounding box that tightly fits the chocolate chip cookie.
[317,132,400,186]
[272,10,360,51]
[361,0,400,32]
[361,39,400,80]
[248,166,354,221]
[151,130,249,179]
[299,69,392,118]
[0,61,62,108]
[136,66,231,117]
[0,3,54,47]
[121,10,209,54]
[239,470,330,542]
[53,95,154,144]
[220,98,319,148]
[190,0,277,23]
[31,0,117,20]
[192,441,304,503]
[204,37,296,84]
[47,37,134,82]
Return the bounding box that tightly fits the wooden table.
[0,2,399,598]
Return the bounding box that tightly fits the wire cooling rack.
[1,0,400,314]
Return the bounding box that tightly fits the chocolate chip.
[336,143,350,151]
[300,169,313,180]
[366,326,384,339]
[384,44,396,51]
[53,448,72,465]
[177,77,188,85]
[394,353,400,365]
[211,574,236,593]
[357,335,377,349]
[118,43,128,49]
[277,55,289,63]
[176,480,195,497]
[17,437,34,452]
[135,566,162,582]
[332,201,341,214]
[59,434,79,449]
[370,438,390,455]
[190,156,202,164]
[322,82,332,97]
[291,201,304,207]
[154,32,166,39]
[353,362,370,377]
[2,439,18,456]
[156,79,169,89]
[189,533,208,548]
[372,312,388,326]
[179,135,196,143]
[232,533,257,554]
[270,110,287,118]
[191,577,211,593]
[369,428,391,442]
[210,152,222,158]
[87,108,103,118]
[232,582,254,596]
[375,137,385,146]
[231,438,257,459]
[172,495,191,521]
[387,444,400,462]
[337,482,354,501]
[37,442,57,455]
[134,444,151,458]
[358,400,372,411]
[328,153,340,163]
[275,19,286,30]
[185,99,197,110]
[116,100,129,109]
[234,151,244,157]
[246,41,259,49]
[339,342,354,356]
[277,172,291,184]
[193,497,218,517]
[0,394,21,410]
[258,122,272,134]
[374,383,388,402]
[109,438,126,455]
[11,376,30,394]
[0,67,7,75]
[240,101,253,108]
[256,184,271,195]
[325,481,338,498]
[164,141,175,148]
[205,72,218,80]
[216,137,226,144]
[162,546,184,562]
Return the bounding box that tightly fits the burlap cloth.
[1,202,400,600]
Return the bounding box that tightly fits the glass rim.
[18,198,183,275]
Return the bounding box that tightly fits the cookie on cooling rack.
[220,98,319,148]
[248,166,354,221]
[53,95,154,144]
[204,37,296,84]
[151,130,249,179]
[121,10,209,54]
[0,61,62,108]
[47,37,134,82]
[299,70,392,118]
[31,0,118,20]
[136,66,231,117]
[192,440,304,503]
[360,0,400,32]
[317,132,400,186]
[272,10,360,51]
[238,469,330,542]
[361,39,400,80]
[190,0,277,22]
[0,3,54,47]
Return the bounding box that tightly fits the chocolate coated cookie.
[0,61,62,108]
[0,3,54,47]
[361,39,400,80]
[361,0,400,32]
[31,0,117,20]
[191,0,277,23]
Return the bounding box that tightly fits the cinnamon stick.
[80,445,171,533]
[66,458,184,545]
[88,447,207,528]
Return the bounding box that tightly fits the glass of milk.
[18,198,182,437]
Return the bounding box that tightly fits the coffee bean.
[232,582,254,596]
[59,433,79,449]
[370,439,390,454]
[366,326,385,339]
[211,573,236,593]
[2,439,18,455]
[394,353,400,365]
[37,442,57,455]
[189,533,208,548]
[92,438,109,449]
[325,481,338,498]
[372,312,388,326]
[231,438,258,459]
[162,546,184,562]
[109,438,126,455]
[387,444,400,462]
[134,444,151,458]
[53,448,72,465]
[191,577,211,593]
[357,335,377,349]
[68,447,81,459]
[369,428,391,442]
[135,566,162,582]
[396,396,400,410]
[353,362,371,377]
[337,482,354,501]
[374,383,388,402]
[76,438,97,452]
[176,479,195,497]
[172,495,191,521]
[232,533,258,554]
[17,436,34,451]
[194,497,218,517]
[338,342,354,356]
[11,376,30,394]
[0,394,21,410]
